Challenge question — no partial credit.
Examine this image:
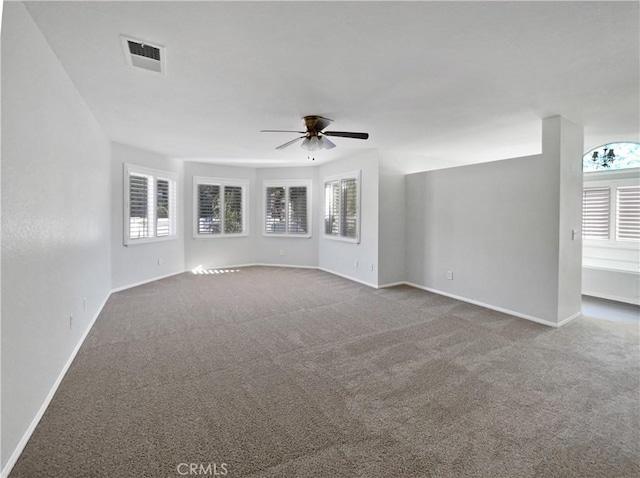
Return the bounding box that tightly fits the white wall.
[548,117,584,322]
[1,2,111,471]
[378,151,407,286]
[255,167,319,267]
[111,143,185,290]
[318,151,379,286]
[183,162,258,271]
[405,117,583,325]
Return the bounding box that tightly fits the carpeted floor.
[10,266,640,477]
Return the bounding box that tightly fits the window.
[582,187,610,240]
[193,177,248,237]
[264,180,312,237]
[583,142,640,172]
[617,186,640,241]
[124,164,177,245]
[324,171,360,242]
[582,171,640,244]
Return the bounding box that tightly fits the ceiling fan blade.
[261,130,306,134]
[320,136,336,149]
[275,136,306,150]
[323,131,369,140]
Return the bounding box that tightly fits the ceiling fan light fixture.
[301,136,322,151]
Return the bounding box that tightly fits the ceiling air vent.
[121,36,165,74]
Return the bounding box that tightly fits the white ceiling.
[24,1,639,170]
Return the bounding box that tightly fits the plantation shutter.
[156,179,170,236]
[325,181,340,235]
[129,174,151,239]
[265,186,286,234]
[288,187,308,234]
[616,186,640,241]
[341,178,358,238]
[582,187,610,240]
[224,186,243,234]
[198,184,221,234]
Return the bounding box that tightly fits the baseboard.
[251,263,319,270]
[582,291,640,306]
[403,282,563,328]
[1,293,111,478]
[557,311,583,327]
[111,270,185,293]
[318,267,378,289]
[378,281,406,289]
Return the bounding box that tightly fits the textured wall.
[318,151,380,287]
[110,143,185,290]
[1,2,112,469]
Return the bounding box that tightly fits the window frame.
[123,163,178,246]
[583,168,639,249]
[192,176,249,239]
[263,179,313,238]
[323,170,361,244]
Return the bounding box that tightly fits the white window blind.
[197,184,221,234]
[582,187,610,240]
[288,186,308,234]
[264,181,311,236]
[224,186,244,234]
[124,165,177,245]
[266,186,286,234]
[129,174,152,239]
[324,171,360,242]
[324,181,340,236]
[341,178,358,239]
[156,179,171,237]
[616,186,640,241]
[194,177,248,237]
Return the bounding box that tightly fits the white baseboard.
[583,291,640,306]
[252,263,319,270]
[403,282,567,328]
[111,270,185,293]
[318,267,378,289]
[378,281,406,289]
[1,293,111,478]
[557,311,583,327]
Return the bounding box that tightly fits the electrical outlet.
[369,264,374,271]
[69,313,73,329]
[447,271,453,280]
[279,249,284,256]
[83,298,87,311]
[354,259,359,268]
[157,257,163,266]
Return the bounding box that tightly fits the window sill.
[263,233,312,239]
[124,235,178,246]
[193,233,250,239]
[583,240,639,251]
[323,234,359,244]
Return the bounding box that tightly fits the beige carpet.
[10,266,640,477]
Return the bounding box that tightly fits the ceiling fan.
[261,115,369,151]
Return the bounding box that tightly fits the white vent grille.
[121,36,165,74]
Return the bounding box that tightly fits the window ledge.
[193,233,249,239]
[583,259,639,274]
[263,233,312,239]
[125,235,178,246]
[323,234,359,244]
